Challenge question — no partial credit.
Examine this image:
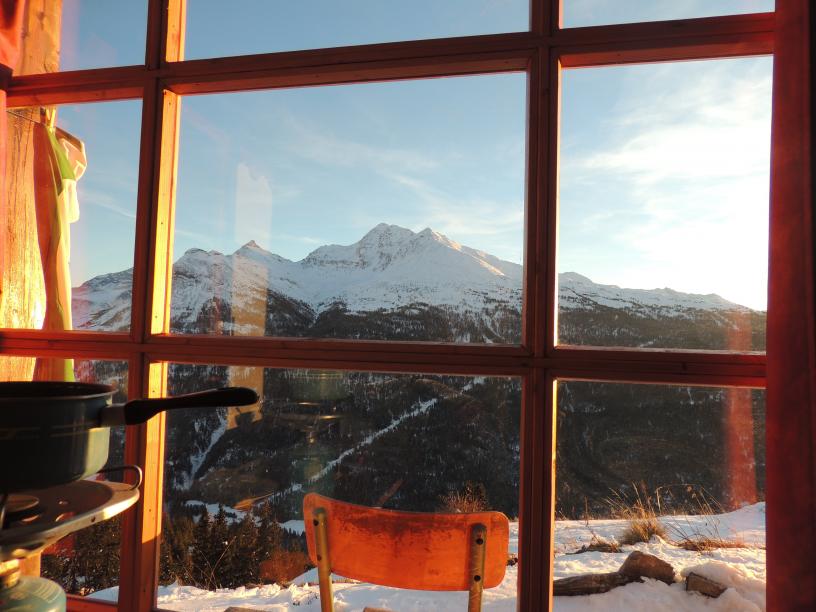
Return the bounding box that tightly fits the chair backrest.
[303,493,510,591]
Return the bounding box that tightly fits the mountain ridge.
[72,223,757,337]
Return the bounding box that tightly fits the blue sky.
[49,1,771,310]
[563,0,773,27]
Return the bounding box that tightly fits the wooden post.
[767,0,816,610]
[0,0,61,381]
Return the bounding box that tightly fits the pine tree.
[222,513,259,586]
[160,513,195,585]
[206,505,233,588]
[191,506,213,587]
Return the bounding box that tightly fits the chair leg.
[314,507,334,612]
[467,523,487,612]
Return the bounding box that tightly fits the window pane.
[0,357,128,601]
[556,381,765,605]
[16,0,147,75]
[169,75,526,343]
[563,0,773,28]
[557,58,771,351]
[160,365,520,608]
[185,0,529,59]
[3,101,141,333]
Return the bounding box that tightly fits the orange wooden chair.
[303,493,510,612]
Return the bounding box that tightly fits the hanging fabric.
[32,121,87,382]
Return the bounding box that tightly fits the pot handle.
[99,387,259,427]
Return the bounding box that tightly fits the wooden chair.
[303,493,510,612]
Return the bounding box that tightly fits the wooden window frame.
[3,1,812,610]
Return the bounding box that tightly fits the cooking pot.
[0,381,258,493]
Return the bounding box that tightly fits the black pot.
[0,381,258,493]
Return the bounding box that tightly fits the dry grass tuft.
[439,482,489,513]
[674,537,762,552]
[618,517,667,546]
[606,485,668,545]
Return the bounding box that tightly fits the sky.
[41,0,772,310]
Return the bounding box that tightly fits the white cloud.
[559,58,772,309]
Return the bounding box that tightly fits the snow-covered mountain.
[72,222,762,348]
[558,271,749,313]
[67,224,767,552]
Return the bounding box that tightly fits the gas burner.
[0,477,139,562]
[1,495,43,527]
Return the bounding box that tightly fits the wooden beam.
[4,12,775,106]
[557,31,772,68]
[526,48,545,357]
[543,52,560,356]
[164,52,530,96]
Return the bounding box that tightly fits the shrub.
[439,482,489,513]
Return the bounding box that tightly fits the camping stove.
[0,471,140,611]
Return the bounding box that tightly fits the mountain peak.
[360,223,416,244]
[240,240,263,250]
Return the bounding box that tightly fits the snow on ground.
[90,504,765,611]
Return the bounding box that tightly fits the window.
[1,1,797,611]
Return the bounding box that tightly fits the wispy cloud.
[376,170,524,264]
[76,188,136,220]
[559,58,772,308]
[280,115,523,254]
[284,115,438,174]
[572,64,771,185]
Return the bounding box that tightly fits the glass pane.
[557,57,771,351]
[556,381,765,605]
[160,365,520,608]
[3,101,141,333]
[563,0,773,28]
[0,357,128,601]
[16,0,147,75]
[185,0,529,59]
[170,74,526,343]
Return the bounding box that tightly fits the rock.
[553,572,640,596]
[619,551,676,584]
[686,572,727,597]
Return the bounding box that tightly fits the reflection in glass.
[555,381,765,602]
[170,75,526,343]
[557,57,771,350]
[2,102,141,333]
[15,0,147,75]
[563,0,773,28]
[160,365,520,606]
